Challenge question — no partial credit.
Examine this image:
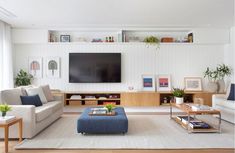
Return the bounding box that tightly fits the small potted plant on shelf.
[0,104,12,117]
[105,104,115,113]
[172,88,185,104]
[144,36,160,49]
[15,69,33,87]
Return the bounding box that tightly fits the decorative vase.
[1,111,6,117]
[175,97,184,104]
[207,81,218,93]
[217,79,225,93]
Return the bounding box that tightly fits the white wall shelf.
[12,28,230,45]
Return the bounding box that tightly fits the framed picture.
[156,74,171,91]
[46,57,60,78]
[142,75,155,91]
[28,57,42,78]
[60,35,70,42]
[184,77,202,91]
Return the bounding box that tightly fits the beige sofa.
[0,86,63,138]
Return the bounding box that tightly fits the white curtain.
[0,20,13,90]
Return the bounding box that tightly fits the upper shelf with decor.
[11,28,230,44]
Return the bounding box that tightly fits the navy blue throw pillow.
[20,95,43,107]
[227,84,235,101]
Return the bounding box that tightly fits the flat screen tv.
[69,53,121,83]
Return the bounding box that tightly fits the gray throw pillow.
[41,85,54,102]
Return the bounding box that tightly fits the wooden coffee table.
[0,118,23,153]
[170,103,221,133]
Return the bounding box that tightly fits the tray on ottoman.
[77,107,128,134]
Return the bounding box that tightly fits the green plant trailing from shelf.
[15,69,33,86]
[203,64,232,81]
[0,104,12,117]
[105,104,115,113]
[144,36,160,49]
[172,88,185,98]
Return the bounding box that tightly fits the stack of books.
[0,116,16,124]
[90,107,108,115]
[189,121,210,129]
[176,116,195,124]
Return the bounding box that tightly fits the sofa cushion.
[227,83,235,101]
[42,101,62,112]
[20,95,42,107]
[215,100,235,110]
[41,85,54,102]
[35,105,53,122]
[1,88,23,105]
[26,87,47,104]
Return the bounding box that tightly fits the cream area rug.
[15,115,235,149]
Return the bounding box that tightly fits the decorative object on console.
[172,88,185,104]
[204,64,232,93]
[184,77,202,91]
[0,104,12,117]
[15,69,33,87]
[144,36,160,49]
[60,35,70,42]
[157,74,171,91]
[105,104,115,113]
[142,75,155,91]
[28,57,42,78]
[46,57,60,78]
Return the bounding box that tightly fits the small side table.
[0,118,23,153]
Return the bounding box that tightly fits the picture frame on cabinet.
[142,75,155,91]
[184,77,202,91]
[60,35,70,42]
[28,57,42,78]
[46,57,60,78]
[156,74,171,91]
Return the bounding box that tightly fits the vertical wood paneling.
[14,43,224,91]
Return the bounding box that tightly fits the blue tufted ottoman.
[77,107,128,134]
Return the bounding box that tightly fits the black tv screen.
[69,53,121,83]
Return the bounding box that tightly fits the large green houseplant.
[15,69,33,87]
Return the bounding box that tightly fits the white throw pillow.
[26,87,48,104]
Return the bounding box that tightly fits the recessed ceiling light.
[0,7,17,18]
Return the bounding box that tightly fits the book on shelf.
[70,95,82,99]
[189,121,210,129]
[0,116,16,124]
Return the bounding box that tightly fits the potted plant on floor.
[172,88,185,104]
[15,69,33,87]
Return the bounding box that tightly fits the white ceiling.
[0,0,234,28]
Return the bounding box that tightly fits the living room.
[0,0,234,153]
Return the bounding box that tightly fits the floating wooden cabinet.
[121,92,160,106]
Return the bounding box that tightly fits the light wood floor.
[0,140,234,153]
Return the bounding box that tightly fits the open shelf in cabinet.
[64,92,121,106]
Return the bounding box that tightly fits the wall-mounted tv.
[69,53,121,83]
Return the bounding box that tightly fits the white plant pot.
[175,97,184,104]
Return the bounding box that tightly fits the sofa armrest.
[53,95,63,102]
[7,105,36,138]
[212,94,227,108]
